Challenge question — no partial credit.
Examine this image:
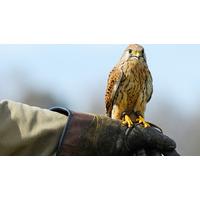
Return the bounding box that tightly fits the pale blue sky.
[0,45,199,114]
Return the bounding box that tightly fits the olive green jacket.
[0,100,67,155]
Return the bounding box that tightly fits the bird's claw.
[136,116,150,128]
[122,115,134,128]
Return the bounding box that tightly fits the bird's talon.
[136,116,150,128]
[122,115,133,128]
[122,121,128,126]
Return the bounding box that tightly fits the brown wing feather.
[146,70,153,103]
[105,66,123,117]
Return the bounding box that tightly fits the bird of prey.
[105,44,153,128]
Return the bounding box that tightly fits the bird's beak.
[131,50,142,58]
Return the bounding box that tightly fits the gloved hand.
[125,124,179,156]
[51,108,178,156]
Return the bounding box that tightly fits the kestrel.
[105,44,153,128]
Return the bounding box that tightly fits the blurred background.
[0,44,199,155]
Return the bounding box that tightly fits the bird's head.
[121,44,146,63]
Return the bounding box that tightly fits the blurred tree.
[21,88,68,109]
[88,92,105,114]
[4,67,69,109]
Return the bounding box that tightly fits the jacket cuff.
[50,107,72,155]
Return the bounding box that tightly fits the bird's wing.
[105,66,124,117]
[146,70,153,103]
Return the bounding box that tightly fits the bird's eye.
[141,49,144,54]
[128,49,132,54]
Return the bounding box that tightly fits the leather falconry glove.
[50,108,179,156]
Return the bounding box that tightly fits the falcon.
[105,44,153,128]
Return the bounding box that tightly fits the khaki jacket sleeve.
[0,100,68,155]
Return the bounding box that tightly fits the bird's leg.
[135,115,150,128]
[121,112,134,128]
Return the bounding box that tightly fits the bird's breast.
[122,61,147,88]
[119,61,148,106]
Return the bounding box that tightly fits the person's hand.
[125,124,178,156]
[51,108,179,156]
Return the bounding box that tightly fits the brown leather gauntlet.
[57,111,128,156]
[50,108,179,156]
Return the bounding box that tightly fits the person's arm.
[0,100,67,155]
[0,100,178,156]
